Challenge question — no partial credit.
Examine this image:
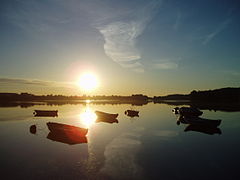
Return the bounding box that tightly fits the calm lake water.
[0,102,240,180]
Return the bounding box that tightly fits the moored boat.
[125,110,139,117]
[47,122,88,137]
[95,111,118,119]
[34,110,58,117]
[179,107,203,117]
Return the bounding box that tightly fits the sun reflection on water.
[79,107,97,128]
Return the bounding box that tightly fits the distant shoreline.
[0,87,240,112]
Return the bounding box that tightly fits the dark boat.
[47,122,88,137]
[179,107,203,117]
[178,116,221,127]
[95,111,118,119]
[125,110,139,117]
[47,131,88,145]
[34,110,58,117]
[184,124,222,135]
[29,125,37,134]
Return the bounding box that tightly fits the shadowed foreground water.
[0,103,240,180]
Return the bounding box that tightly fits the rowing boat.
[95,111,118,119]
[47,122,88,137]
[125,110,139,117]
[34,110,58,117]
[179,107,203,117]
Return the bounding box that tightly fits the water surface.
[0,103,240,179]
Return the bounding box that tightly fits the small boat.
[47,122,88,137]
[33,110,58,117]
[95,111,118,119]
[47,131,88,145]
[179,107,203,117]
[29,125,37,134]
[125,110,139,117]
[184,124,222,135]
[178,116,221,127]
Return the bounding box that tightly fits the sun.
[78,73,99,92]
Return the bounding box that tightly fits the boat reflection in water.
[47,131,88,145]
[46,122,88,145]
[96,117,118,124]
[184,124,222,135]
[177,116,222,135]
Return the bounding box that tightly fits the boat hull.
[47,122,88,137]
[34,110,58,117]
[95,111,118,119]
[125,110,139,117]
[179,107,203,117]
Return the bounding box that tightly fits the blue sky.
[0,0,240,95]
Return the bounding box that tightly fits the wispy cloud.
[0,77,74,88]
[153,62,178,70]
[203,18,232,45]
[96,1,161,73]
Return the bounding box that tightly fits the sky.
[0,0,240,96]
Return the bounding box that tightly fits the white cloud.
[96,1,161,72]
[153,62,178,70]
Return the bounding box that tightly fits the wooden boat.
[47,122,88,137]
[47,131,87,145]
[33,110,58,117]
[179,107,203,117]
[184,124,222,135]
[178,116,221,127]
[95,111,118,119]
[125,110,139,117]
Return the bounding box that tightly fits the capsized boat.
[47,122,88,137]
[34,110,58,117]
[125,110,139,117]
[95,111,118,119]
[47,131,88,145]
[178,116,221,127]
[179,107,203,117]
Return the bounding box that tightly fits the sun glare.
[79,107,97,128]
[78,73,99,92]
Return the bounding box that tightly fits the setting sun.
[78,73,99,92]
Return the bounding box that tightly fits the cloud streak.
[0,77,74,88]
[96,1,161,72]
[203,18,232,45]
